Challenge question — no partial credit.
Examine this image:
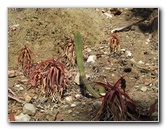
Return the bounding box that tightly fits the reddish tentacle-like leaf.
[116,89,126,113]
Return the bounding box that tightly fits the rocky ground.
[8,8,158,121]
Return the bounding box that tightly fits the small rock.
[8,70,16,78]
[130,58,136,63]
[151,112,158,117]
[99,46,105,49]
[87,55,97,63]
[140,86,148,92]
[75,94,81,99]
[19,86,24,91]
[121,48,126,54]
[71,103,76,108]
[85,74,91,80]
[23,103,36,115]
[74,72,80,85]
[103,51,109,55]
[14,84,21,88]
[111,74,115,77]
[68,110,72,114]
[126,51,132,58]
[75,111,80,114]
[149,83,153,87]
[138,60,144,65]
[145,63,150,66]
[65,96,73,103]
[15,113,30,121]
[100,93,106,96]
[63,105,69,109]
[134,86,139,88]
[86,48,92,53]
[105,67,111,70]
[93,101,102,109]
[24,94,32,103]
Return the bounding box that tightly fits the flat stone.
[23,103,36,115]
[15,113,30,121]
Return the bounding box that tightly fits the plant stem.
[75,32,100,98]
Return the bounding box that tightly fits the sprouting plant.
[75,32,100,98]
[93,76,157,121]
[109,32,120,53]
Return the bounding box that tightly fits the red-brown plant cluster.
[93,77,157,121]
[63,35,76,68]
[18,45,68,100]
[109,32,120,53]
[18,45,35,77]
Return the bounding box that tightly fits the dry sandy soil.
[8,8,158,122]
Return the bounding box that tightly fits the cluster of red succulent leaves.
[93,76,157,121]
[18,45,68,100]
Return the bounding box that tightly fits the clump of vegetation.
[93,77,157,121]
[18,45,68,101]
[18,44,35,77]
[63,35,76,68]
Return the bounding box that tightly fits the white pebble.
[75,94,81,99]
[65,96,73,103]
[71,103,76,107]
[140,86,148,92]
[138,60,144,65]
[87,55,97,63]
[126,51,132,57]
